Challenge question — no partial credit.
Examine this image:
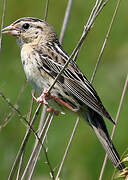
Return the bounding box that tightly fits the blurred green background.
[0,0,128,179]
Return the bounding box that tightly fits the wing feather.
[37,52,114,123]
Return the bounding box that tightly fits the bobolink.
[2,17,125,171]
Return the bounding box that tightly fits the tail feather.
[85,108,125,171]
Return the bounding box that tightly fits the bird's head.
[2,17,57,46]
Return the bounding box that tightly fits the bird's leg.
[32,88,78,113]
[51,96,78,112]
[47,107,60,115]
[32,88,49,105]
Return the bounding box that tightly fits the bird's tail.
[83,108,125,171]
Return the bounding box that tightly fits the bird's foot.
[32,88,78,113]
[47,107,60,115]
[50,95,79,112]
[32,88,49,105]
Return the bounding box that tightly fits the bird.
[2,17,125,171]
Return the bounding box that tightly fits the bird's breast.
[21,45,49,94]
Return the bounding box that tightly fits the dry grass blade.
[21,108,55,180]
[16,152,24,180]
[73,0,109,62]
[15,94,34,180]
[91,0,121,83]
[27,92,35,123]
[47,0,110,94]
[8,104,42,180]
[50,0,112,178]
[44,0,49,21]
[0,81,27,131]
[0,107,17,131]
[97,0,123,179]
[6,99,54,180]
[59,0,73,44]
[0,0,6,54]
[56,116,80,179]
[99,74,128,180]
[0,92,43,143]
[1,0,124,179]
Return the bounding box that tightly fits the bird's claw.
[32,88,79,113]
[32,89,48,105]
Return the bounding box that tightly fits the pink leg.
[32,88,78,112]
[32,88,48,105]
[52,96,78,112]
[47,107,60,115]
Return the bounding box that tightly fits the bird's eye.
[22,23,30,30]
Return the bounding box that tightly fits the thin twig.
[0,0,7,55]
[16,152,24,180]
[15,93,34,180]
[25,112,54,180]
[99,74,128,180]
[23,107,49,180]
[0,91,41,137]
[0,106,17,131]
[73,0,108,62]
[56,116,80,179]
[1,1,118,180]
[91,0,121,83]
[0,90,53,180]
[15,81,28,104]
[21,107,55,180]
[0,81,27,130]
[47,0,110,94]
[20,1,73,178]
[59,0,73,44]
[27,92,34,123]
[8,104,42,180]
[97,0,122,178]
[53,1,111,178]
[86,0,100,26]
[44,0,49,21]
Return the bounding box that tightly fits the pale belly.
[22,58,48,94]
[21,46,65,112]
[20,45,80,113]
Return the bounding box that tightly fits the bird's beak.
[2,24,20,36]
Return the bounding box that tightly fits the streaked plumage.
[2,17,125,171]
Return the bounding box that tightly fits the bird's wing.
[38,53,114,123]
